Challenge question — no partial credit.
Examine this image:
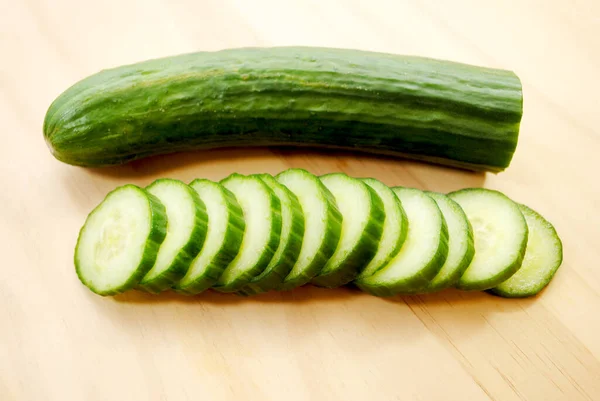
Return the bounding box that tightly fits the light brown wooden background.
[1,1,599,400]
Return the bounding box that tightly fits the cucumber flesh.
[356,187,448,296]
[75,185,167,296]
[139,179,208,293]
[491,204,563,297]
[276,169,342,290]
[311,173,385,288]
[422,192,475,292]
[238,174,305,296]
[449,188,528,291]
[214,174,282,292]
[175,179,245,295]
[355,178,408,280]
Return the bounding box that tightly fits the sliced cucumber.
[238,174,305,296]
[75,185,167,296]
[356,187,449,296]
[355,178,408,280]
[214,174,282,292]
[311,173,385,288]
[174,179,245,295]
[139,179,208,293]
[448,188,528,291]
[421,192,475,292]
[491,204,563,298]
[276,168,342,290]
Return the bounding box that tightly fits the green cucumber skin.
[174,180,246,295]
[214,174,282,293]
[139,179,209,294]
[489,204,563,298]
[238,174,305,296]
[311,176,385,288]
[75,185,168,296]
[448,188,528,291]
[420,191,475,293]
[276,169,343,291]
[355,178,408,280]
[356,187,450,297]
[44,47,522,172]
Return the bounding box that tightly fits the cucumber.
[75,185,167,296]
[421,192,475,292]
[491,204,563,298]
[276,169,342,290]
[355,178,408,280]
[213,174,282,292]
[311,173,385,288]
[139,179,208,293]
[238,174,305,296]
[174,179,245,295]
[44,47,523,172]
[355,187,449,296]
[448,188,528,291]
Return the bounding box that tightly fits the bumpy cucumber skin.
[419,191,475,293]
[238,174,305,296]
[489,204,563,298]
[449,188,528,291]
[75,185,168,296]
[214,174,282,293]
[354,178,408,280]
[356,187,449,297]
[311,174,385,288]
[139,179,209,294]
[44,47,522,172]
[174,180,245,295]
[276,169,343,291]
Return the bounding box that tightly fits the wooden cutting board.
[2,1,599,400]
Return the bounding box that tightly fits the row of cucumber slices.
[75,169,563,298]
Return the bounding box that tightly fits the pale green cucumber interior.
[493,205,562,295]
[76,186,152,292]
[451,190,527,285]
[363,188,442,284]
[142,180,197,282]
[277,171,327,279]
[427,192,472,287]
[358,178,405,279]
[257,175,293,271]
[217,177,272,285]
[179,181,228,286]
[320,174,370,273]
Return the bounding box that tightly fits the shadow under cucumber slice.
[174,179,245,295]
[355,187,449,297]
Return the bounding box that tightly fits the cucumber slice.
[448,188,528,291]
[214,174,282,292]
[238,174,305,296]
[276,168,342,290]
[355,178,408,280]
[421,192,475,292]
[75,185,167,296]
[491,204,563,298]
[139,179,208,293]
[174,179,245,295]
[311,173,385,288]
[355,187,449,296]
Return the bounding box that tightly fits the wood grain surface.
[1,1,599,400]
